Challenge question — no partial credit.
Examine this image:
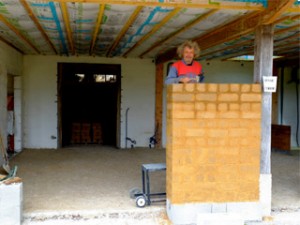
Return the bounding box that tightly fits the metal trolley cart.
[130,163,166,208]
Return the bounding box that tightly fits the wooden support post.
[254,25,274,174]
[155,63,163,148]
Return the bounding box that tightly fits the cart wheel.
[129,188,142,199]
[136,195,146,208]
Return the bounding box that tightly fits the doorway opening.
[58,63,121,147]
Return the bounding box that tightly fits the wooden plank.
[60,2,75,55]
[89,4,105,55]
[155,63,164,148]
[253,25,274,175]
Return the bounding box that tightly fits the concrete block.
[260,174,272,217]
[0,183,23,225]
[227,202,262,221]
[212,203,227,213]
[197,212,244,225]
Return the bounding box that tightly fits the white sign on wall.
[263,76,277,92]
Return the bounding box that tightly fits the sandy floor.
[8,146,300,224]
[11,146,166,214]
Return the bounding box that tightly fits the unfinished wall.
[0,41,23,164]
[162,60,254,147]
[166,83,262,224]
[23,55,155,149]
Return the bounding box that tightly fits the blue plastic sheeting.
[30,2,68,55]
[113,6,173,56]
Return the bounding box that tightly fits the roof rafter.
[90,4,105,55]
[156,0,299,64]
[0,14,40,54]
[60,2,75,55]
[139,9,218,58]
[123,7,182,57]
[20,0,58,54]
[0,36,24,54]
[263,0,297,24]
[51,0,264,11]
[106,6,143,57]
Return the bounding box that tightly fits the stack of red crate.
[81,123,91,144]
[92,123,103,144]
[71,123,81,144]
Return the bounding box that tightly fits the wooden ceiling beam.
[263,0,296,25]
[139,9,218,58]
[0,36,24,54]
[60,2,75,55]
[0,14,40,54]
[89,4,105,55]
[155,11,262,64]
[106,6,142,57]
[20,0,57,54]
[123,7,181,57]
[49,0,264,11]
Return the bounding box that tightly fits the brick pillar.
[166,83,263,224]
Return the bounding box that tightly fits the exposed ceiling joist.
[0,14,40,54]
[263,0,297,24]
[90,4,105,55]
[106,6,143,57]
[61,2,75,55]
[0,35,24,54]
[123,7,182,57]
[139,9,219,58]
[51,0,265,11]
[20,0,57,54]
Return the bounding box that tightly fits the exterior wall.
[23,55,155,149]
[166,83,262,223]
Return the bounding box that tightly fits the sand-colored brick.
[218,103,228,111]
[208,84,218,92]
[195,102,206,110]
[184,83,195,92]
[241,93,261,102]
[230,84,240,92]
[196,84,206,92]
[241,84,251,92]
[169,93,195,102]
[167,84,183,93]
[219,84,230,92]
[252,84,261,92]
[218,93,239,102]
[196,93,217,102]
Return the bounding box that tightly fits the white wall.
[278,67,300,149]
[23,55,155,149]
[0,41,23,164]
[162,60,254,147]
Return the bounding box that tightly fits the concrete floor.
[9,146,300,224]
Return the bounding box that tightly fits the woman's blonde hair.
[177,40,200,58]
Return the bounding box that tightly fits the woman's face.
[182,46,195,64]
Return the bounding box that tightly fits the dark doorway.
[58,63,121,147]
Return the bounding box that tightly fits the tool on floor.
[0,129,11,173]
[125,108,136,148]
[149,123,158,148]
[130,163,166,208]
